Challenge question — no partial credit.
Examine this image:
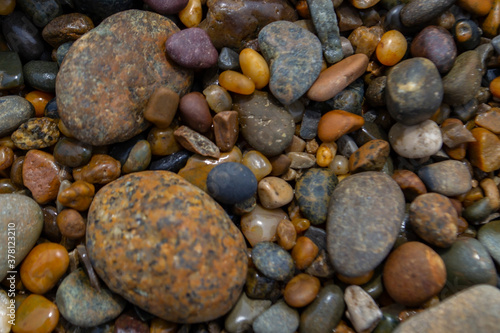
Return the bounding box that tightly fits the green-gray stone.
[463,197,495,225]
[295,168,338,225]
[224,293,272,333]
[252,242,294,281]
[478,220,500,266]
[23,60,58,93]
[0,95,35,137]
[373,313,399,333]
[253,301,299,333]
[362,271,384,300]
[17,0,63,27]
[300,285,344,333]
[442,50,482,106]
[0,52,24,90]
[56,268,126,327]
[56,41,74,66]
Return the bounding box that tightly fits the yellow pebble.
[316,142,337,167]
[375,30,407,67]
[219,70,256,95]
[239,48,270,90]
[178,0,202,28]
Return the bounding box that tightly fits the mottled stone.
[252,242,294,281]
[122,140,152,174]
[400,0,455,27]
[11,117,59,150]
[0,96,35,137]
[478,220,500,265]
[442,50,482,106]
[258,21,323,105]
[388,120,442,159]
[344,285,382,333]
[55,41,73,66]
[233,91,295,156]
[42,13,94,48]
[23,60,58,93]
[0,52,24,90]
[87,171,248,323]
[57,10,193,146]
[174,126,220,158]
[22,150,64,204]
[13,294,59,333]
[2,11,45,62]
[207,162,257,204]
[366,76,386,107]
[213,111,239,152]
[224,293,272,333]
[349,139,390,173]
[0,194,43,281]
[245,266,278,299]
[300,285,344,333]
[252,301,299,333]
[327,172,405,277]
[258,177,293,209]
[16,0,62,27]
[241,204,287,246]
[417,160,472,197]
[166,28,218,69]
[295,168,338,225]
[410,26,456,74]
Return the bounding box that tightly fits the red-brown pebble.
[0,145,14,171]
[179,92,213,133]
[348,139,390,173]
[276,219,297,250]
[292,236,319,270]
[22,150,63,204]
[57,209,87,239]
[317,110,365,143]
[114,311,149,333]
[391,169,427,202]
[283,273,321,308]
[213,111,239,152]
[57,180,95,211]
[73,154,121,184]
[143,86,179,129]
[174,125,221,158]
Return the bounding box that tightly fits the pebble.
[72,0,135,22]
[150,149,191,173]
[55,41,73,66]
[441,118,476,148]
[258,20,323,105]
[121,140,152,174]
[410,25,456,74]
[252,301,299,333]
[0,290,11,333]
[73,154,121,185]
[478,220,500,265]
[292,236,319,270]
[239,48,270,89]
[307,54,369,102]
[277,219,297,250]
[245,266,278,300]
[305,249,335,278]
[458,0,493,15]
[148,126,181,157]
[468,127,500,172]
[287,152,316,169]
[393,285,500,333]
[53,137,92,168]
[144,0,188,14]
[203,85,232,113]
[57,10,192,146]
[23,60,58,93]
[452,19,481,51]
[327,172,405,277]
[475,108,500,134]
[299,285,344,333]
[224,293,272,333]
[143,87,179,130]
[376,30,407,67]
[57,209,86,239]
[11,117,60,150]
[317,110,365,143]
[206,162,257,204]
[233,91,295,156]
[218,47,240,71]
[2,11,45,62]
[316,142,337,167]
[0,194,43,281]
[386,57,443,126]
[349,139,390,173]
[295,168,338,225]
[344,285,382,333]
[174,125,220,158]
[114,311,149,333]
[284,273,321,308]
[252,241,294,281]
[258,176,294,209]
[41,13,94,48]
[166,28,218,69]
[12,294,59,333]
[299,109,321,140]
[338,3,363,31]
[178,0,202,28]
[0,96,35,137]
[178,92,212,133]
[86,171,248,323]
[213,111,239,152]
[348,25,383,57]
[56,268,126,327]
[0,52,24,90]
[0,0,14,15]
[400,0,455,27]
[383,242,446,306]
[442,50,482,106]
[388,120,443,159]
[17,0,62,27]
[219,70,256,95]
[417,160,472,196]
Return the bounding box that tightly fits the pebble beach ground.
[1,0,500,332]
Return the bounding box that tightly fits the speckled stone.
[0,96,35,137]
[478,221,500,265]
[0,194,43,281]
[393,285,500,333]
[57,10,193,146]
[56,269,126,327]
[258,21,323,105]
[417,160,472,197]
[245,266,279,299]
[252,242,294,281]
[252,301,299,333]
[42,13,95,48]
[295,168,338,225]
[442,50,482,106]
[206,162,257,204]
[23,60,58,93]
[56,41,73,66]
[87,171,247,323]
[299,285,345,333]
[400,0,455,27]
[233,91,295,156]
[327,172,405,277]
[11,117,60,150]
[166,28,218,69]
[16,0,62,27]
[349,139,390,173]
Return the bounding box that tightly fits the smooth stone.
[324,78,364,115]
[462,197,496,225]
[213,111,239,152]
[245,266,279,300]
[241,204,287,247]
[144,0,189,14]
[438,238,497,295]
[304,226,327,252]
[165,28,218,69]
[0,96,35,137]
[442,50,482,106]
[284,273,320,307]
[417,160,472,196]
[233,91,295,156]
[178,92,212,133]
[388,120,442,159]
[327,172,405,277]
[56,268,126,327]
[114,311,149,333]
[12,294,59,333]
[224,293,272,333]
[42,13,94,48]
[400,0,455,27]
[258,177,293,209]
[0,194,43,281]
[218,47,240,71]
[344,285,382,333]
[206,162,257,204]
[252,241,294,281]
[386,57,443,125]
[122,140,152,174]
[22,149,63,204]
[11,117,60,150]
[317,109,365,143]
[43,97,58,118]
[478,221,500,265]
[475,108,500,134]
[149,150,192,173]
[300,109,321,140]
[295,168,338,225]
[258,21,323,105]
[349,139,390,173]
[87,171,248,323]
[410,26,456,74]
[2,11,45,62]
[53,137,92,168]
[144,87,179,130]
[72,0,135,22]
[0,52,24,90]
[468,127,500,172]
[57,10,193,146]
[23,60,58,93]
[299,285,344,333]
[200,0,297,50]
[55,41,73,66]
[366,76,387,107]
[287,152,316,169]
[394,285,500,333]
[252,301,299,333]
[16,0,62,27]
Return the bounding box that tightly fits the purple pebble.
[165,28,219,69]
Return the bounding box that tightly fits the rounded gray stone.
[478,220,500,265]
[0,96,35,137]
[300,285,345,333]
[253,301,299,333]
[23,60,58,93]
[252,242,294,281]
[417,160,472,197]
[442,50,482,106]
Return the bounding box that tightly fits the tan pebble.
[73,154,121,185]
[277,219,297,250]
[202,84,232,113]
[480,178,500,211]
[316,142,337,167]
[285,135,306,153]
[22,150,63,204]
[178,0,202,27]
[242,150,272,181]
[241,204,288,247]
[148,126,181,156]
[269,154,292,176]
[57,208,86,239]
[475,108,500,134]
[292,236,319,270]
[291,217,310,233]
[144,86,179,129]
[213,111,239,152]
[305,139,319,154]
[283,273,320,308]
[174,125,220,158]
[11,117,60,150]
[57,180,95,211]
[258,176,294,209]
[317,110,365,143]
[287,152,316,169]
[281,168,299,182]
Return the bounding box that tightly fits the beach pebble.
[207,162,257,204]
[166,28,218,69]
[417,160,472,196]
[344,285,382,333]
[0,96,35,137]
[252,242,294,281]
[388,120,443,159]
[253,301,299,333]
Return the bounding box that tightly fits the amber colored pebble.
[456,217,468,234]
[178,0,202,28]
[42,206,61,243]
[56,209,86,239]
[285,135,306,153]
[57,180,95,211]
[114,311,149,333]
[0,0,15,15]
[376,30,407,67]
[475,108,500,134]
[58,120,74,138]
[213,110,239,152]
[20,243,69,294]
[436,10,456,30]
[291,217,310,233]
[316,142,337,167]
[241,150,272,181]
[462,187,484,208]
[292,236,319,270]
[12,294,59,333]
[276,219,297,250]
[148,126,181,156]
[0,178,18,193]
[391,169,427,202]
[25,91,54,118]
[482,0,500,37]
[335,320,356,333]
[349,139,390,173]
[219,70,255,95]
[444,142,467,160]
[350,0,381,9]
[150,318,178,333]
[143,86,179,129]
[468,127,500,172]
[337,270,374,285]
[283,273,321,308]
[239,48,270,90]
[0,145,14,171]
[0,136,14,149]
[491,77,500,100]
[317,110,365,143]
[73,154,121,184]
[296,0,311,18]
[480,178,500,210]
[458,0,492,16]
[348,26,383,58]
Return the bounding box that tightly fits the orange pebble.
[458,0,492,16]
[468,127,500,172]
[490,76,500,99]
[376,30,407,66]
[317,110,365,143]
[12,294,59,333]
[25,91,54,117]
[239,48,270,90]
[178,0,202,28]
[283,273,321,307]
[292,236,319,270]
[291,217,311,233]
[482,0,500,37]
[219,70,255,95]
[337,270,374,285]
[296,0,311,19]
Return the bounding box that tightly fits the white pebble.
[344,285,382,333]
[389,120,442,159]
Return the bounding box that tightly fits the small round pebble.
[417,160,472,196]
[166,28,218,69]
[258,176,294,209]
[284,273,321,308]
[252,301,299,333]
[252,241,294,281]
[207,162,257,204]
[388,120,442,159]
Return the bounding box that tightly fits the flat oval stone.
[252,241,294,281]
[0,96,35,137]
[478,220,500,265]
[295,168,338,225]
[57,10,193,146]
[400,0,455,27]
[233,91,295,156]
[87,171,248,323]
[2,11,45,62]
[417,160,472,196]
[166,28,218,69]
[327,172,405,277]
[299,285,345,333]
[12,294,59,333]
[0,194,43,281]
[442,50,481,106]
[56,268,126,327]
[23,60,58,93]
[11,117,60,150]
[207,162,257,204]
[410,25,456,74]
[252,301,299,333]
[388,120,442,159]
[386,57,443,125]
[258,21,323,105]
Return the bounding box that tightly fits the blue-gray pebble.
[23,60,58,93]
[252,242,294,281]
[0,96,35,137]
[207,162,257,205]
[478,220,500,265]
[2,11,45,62]
[16,0,63,27]
[253,301,299,333]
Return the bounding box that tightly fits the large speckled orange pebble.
[86,171,248,324]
